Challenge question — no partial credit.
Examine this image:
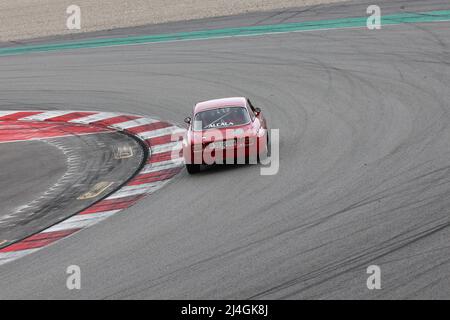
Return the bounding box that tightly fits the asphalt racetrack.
[0,0,449,299]
[0,140,65,224]
[0,129,144,249]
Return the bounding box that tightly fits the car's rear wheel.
[186,163,201,174]
[258,134,270,163]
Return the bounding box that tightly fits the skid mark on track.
[0,138,83,228]
[0,110,184,266]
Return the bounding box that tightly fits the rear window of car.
[193,107,251,131]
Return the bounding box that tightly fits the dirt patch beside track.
[0,0,347,41]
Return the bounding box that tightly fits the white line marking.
[0,111,22,118]
[0,249,40,265]
[111,117,159,130]
[138,126,185,140]
[141,158,184,174]
[0,130,114,144]
[44,210,119,233]
[19,111,73,121]
[106,181,166,199]
[69,112,118,124]
[150,141,183,154]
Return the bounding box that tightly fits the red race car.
[183,97,270,174]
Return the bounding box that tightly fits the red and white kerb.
[0,110,185,265]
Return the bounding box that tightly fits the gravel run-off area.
[0,0,347,41]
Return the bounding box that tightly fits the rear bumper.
[184,136,267,165]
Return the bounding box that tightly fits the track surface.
[0,140,65,223]
[0,0,449,299]
[0,129,144,247]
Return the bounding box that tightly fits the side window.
[247,99,256,121]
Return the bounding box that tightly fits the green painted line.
[1,9,449,56]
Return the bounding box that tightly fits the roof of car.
[194,97,247,113]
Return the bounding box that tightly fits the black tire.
[186,164,201,174]
[258,134,270,163]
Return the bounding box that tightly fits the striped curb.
[0,110,185,266]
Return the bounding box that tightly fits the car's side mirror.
[184,117,192,124]
[254,107,261,116]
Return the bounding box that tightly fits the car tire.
[186,164,201,174]
[267,133,271,157]
[258,134,270,163]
